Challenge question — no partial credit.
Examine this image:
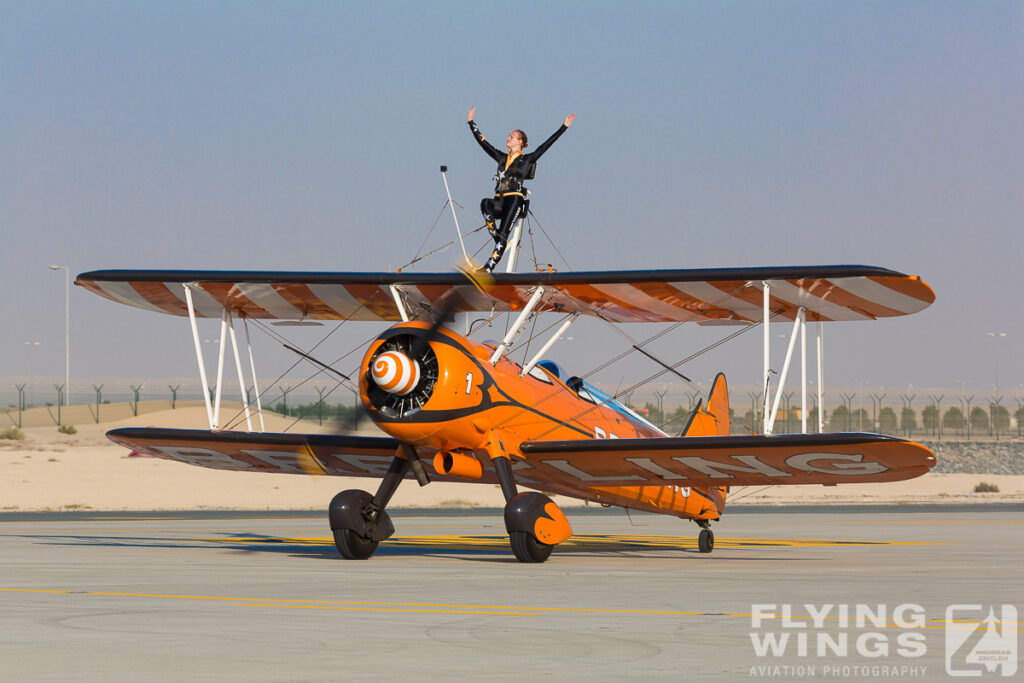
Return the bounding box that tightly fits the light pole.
[49,265,70,407]
[987,332,1006,391]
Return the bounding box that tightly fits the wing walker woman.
[467,106,574,272]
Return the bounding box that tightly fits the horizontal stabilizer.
[518,433,935,487]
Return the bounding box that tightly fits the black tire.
[509,531,553,563]
[698,528,714,554]
[334,528,379,560]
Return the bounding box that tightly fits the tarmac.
[1,505,1022,681]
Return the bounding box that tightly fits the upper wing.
[106,427,500,484]
[518,433,935,487]
[75,265,934,324]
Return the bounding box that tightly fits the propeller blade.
[409,258,495,359]
[409,297,458,360]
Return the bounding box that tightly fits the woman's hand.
[564,113,575,127]
[468,106,475,122]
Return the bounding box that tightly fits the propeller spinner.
[370,350,421,395]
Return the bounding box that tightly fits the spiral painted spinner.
[371,351,421,395]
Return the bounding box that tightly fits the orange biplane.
[76,266,936,562]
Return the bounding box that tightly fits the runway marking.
[0,516,324,525]
[198,534,943,551]
[0,588,534,616]
[737,519,1024,526]
[0,524,507,535]
[0,588,1017,629]
[239,603,537,616]
[1,516,1020,533]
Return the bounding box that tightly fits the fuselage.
[359,322,727,520]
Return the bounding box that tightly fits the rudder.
[680,373,730,437]
[681,373,730,517]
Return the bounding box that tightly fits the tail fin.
[681,373,730,437]
[681,373,730,517]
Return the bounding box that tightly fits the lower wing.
[518,433,935,487]
[108,428,934,489]
[106,427,499,484]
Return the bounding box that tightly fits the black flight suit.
[468,120,568,271]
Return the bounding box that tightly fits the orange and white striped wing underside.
[75,266,934,324]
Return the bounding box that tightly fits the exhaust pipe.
[433,451,484,480]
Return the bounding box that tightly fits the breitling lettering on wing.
[539,452,886,482]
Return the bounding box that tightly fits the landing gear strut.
[329,444,429,560]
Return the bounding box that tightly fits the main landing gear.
[328,444,429,560]
[327,445,572,563]
[696,520,715,554]
[494,455,573,563]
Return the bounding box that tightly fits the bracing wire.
[523,304,783,440]
[724,485,776,504]
[400,201,486,271]
[526,209,573,271]
[487,288,770,438]
[219,295,379,431]
[406,202,451,267]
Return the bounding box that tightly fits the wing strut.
[766,307,804,434]
[490,286,545,365]
[757,279,825,436]
[213,308,229,428]
[817,321,825,433]
[225,311,254,432]
[800,310,807,434]
[185,285,216,429]
[389,285,410,322]
[184,284,265,432]
[242,316,266,432]
[762,281,771,433]
[520,313,578,377]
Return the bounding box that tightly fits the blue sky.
[2,1,1022,400]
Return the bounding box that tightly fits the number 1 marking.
[465,372,473,394]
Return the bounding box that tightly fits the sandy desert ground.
[3,404,1023,512]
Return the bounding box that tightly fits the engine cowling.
[361,332,439,419]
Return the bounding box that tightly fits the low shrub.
[57,424,77,435]
[1,427,26,440]
[974,482,999,493]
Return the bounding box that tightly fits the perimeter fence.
[2,375,1023,440]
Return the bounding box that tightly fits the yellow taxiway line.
[0,588,1017,630]
[198,534,944,550]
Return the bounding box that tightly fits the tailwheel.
[509,531,553,563]
[333,528,379,560]
[698,527,715,554]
